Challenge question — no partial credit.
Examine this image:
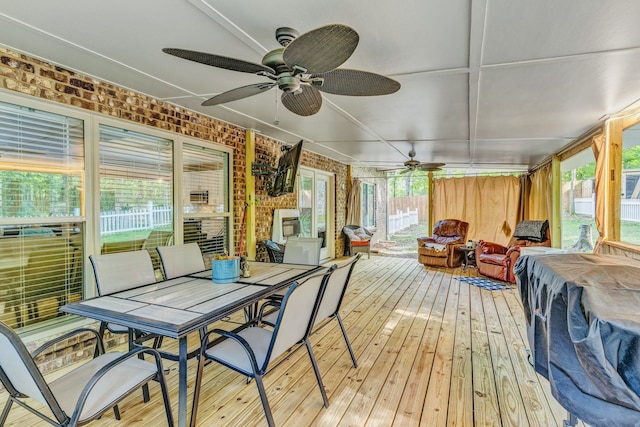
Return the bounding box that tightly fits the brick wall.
[0,46,349,259]
[0,45,349,372]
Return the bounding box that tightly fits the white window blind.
[98,125,173,266]
[0,101,85,330]
[183,143,230,256]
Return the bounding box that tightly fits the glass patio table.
[60,261,321,427]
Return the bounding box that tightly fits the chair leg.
[254,374,275,427]
[156,369,175,427]
[336,314,358,368]
[0,398,13,425]
[189,355,207,427]
[305,339,329,408]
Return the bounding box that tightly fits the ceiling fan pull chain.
[273,88,280,126]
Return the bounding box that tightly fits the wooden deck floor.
[1,256,583,427]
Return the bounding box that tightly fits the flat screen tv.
[269,140,303,197]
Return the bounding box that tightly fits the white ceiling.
[2,0,640,172]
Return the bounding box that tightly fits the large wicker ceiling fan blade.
[202,82,276,106]
[162,48,275,74]
[316,69,401,96]
[281,85,322,116]
[283,24,359,74]
[417,163,445,171]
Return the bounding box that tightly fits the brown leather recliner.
[475,220,551,283]
[417,219,469,268]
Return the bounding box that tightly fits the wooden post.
[245,129,256,260]
[551,155,562,248]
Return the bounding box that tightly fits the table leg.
[178,336,188,427]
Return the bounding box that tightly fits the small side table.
[459,246,477,272]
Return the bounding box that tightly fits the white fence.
[388,208,419,235]
[101,202,172,234]
[575,196,640,222]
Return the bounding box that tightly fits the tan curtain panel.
[592,133,607,253]
[433,175,522,246]
[346,178,362,225]
[528,163,552,221]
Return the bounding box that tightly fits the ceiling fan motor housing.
[276,27,299,46]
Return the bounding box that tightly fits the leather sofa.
[475,220,551,283]
[417,219,469,268]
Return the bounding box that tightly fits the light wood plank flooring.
[1,256,584,426]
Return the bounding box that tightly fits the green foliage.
[623,145,640,169]
[388,172,428,197]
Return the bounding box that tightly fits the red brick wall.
[0,46,349,261]
[0,46,349,373]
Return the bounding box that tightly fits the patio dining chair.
[156,242,206,279]
[190,265,337,427]
[0,322,173,426]
[282,236,323,265]
[89,251,161,345]
[262,253,362,368]
[89,250,163,400]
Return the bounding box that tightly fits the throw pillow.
[344,227,361,241]
[354,227,371,241]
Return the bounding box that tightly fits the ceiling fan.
[162,24,401,116]
[390,149,445,173]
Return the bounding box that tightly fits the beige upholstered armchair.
[417,219,469,268]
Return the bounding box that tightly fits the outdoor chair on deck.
[89,250,164,403]
[156,242,206,279]
[282,237,323,265]
[262,253,362,368]
[259,240,285,263]
[190,266,337,427]
[0,322,173,426]
[417,219,469,268]
[342,225,373,259]
[89,251,163,349]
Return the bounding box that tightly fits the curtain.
[528,163,552,221]
[592,133,607,253]
[346,178,362,225]
[433,175,522,246]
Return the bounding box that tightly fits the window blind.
[0,101,85,330]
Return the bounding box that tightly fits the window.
[98,125,173,273]
[620,123,640,245]
[362,182,376,227]
[561,150,597,250]
[0,101,85,331]
[183,143,231,257]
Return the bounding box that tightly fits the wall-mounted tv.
[269,140,303,197]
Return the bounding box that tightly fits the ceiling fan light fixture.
[277,74,300,92]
